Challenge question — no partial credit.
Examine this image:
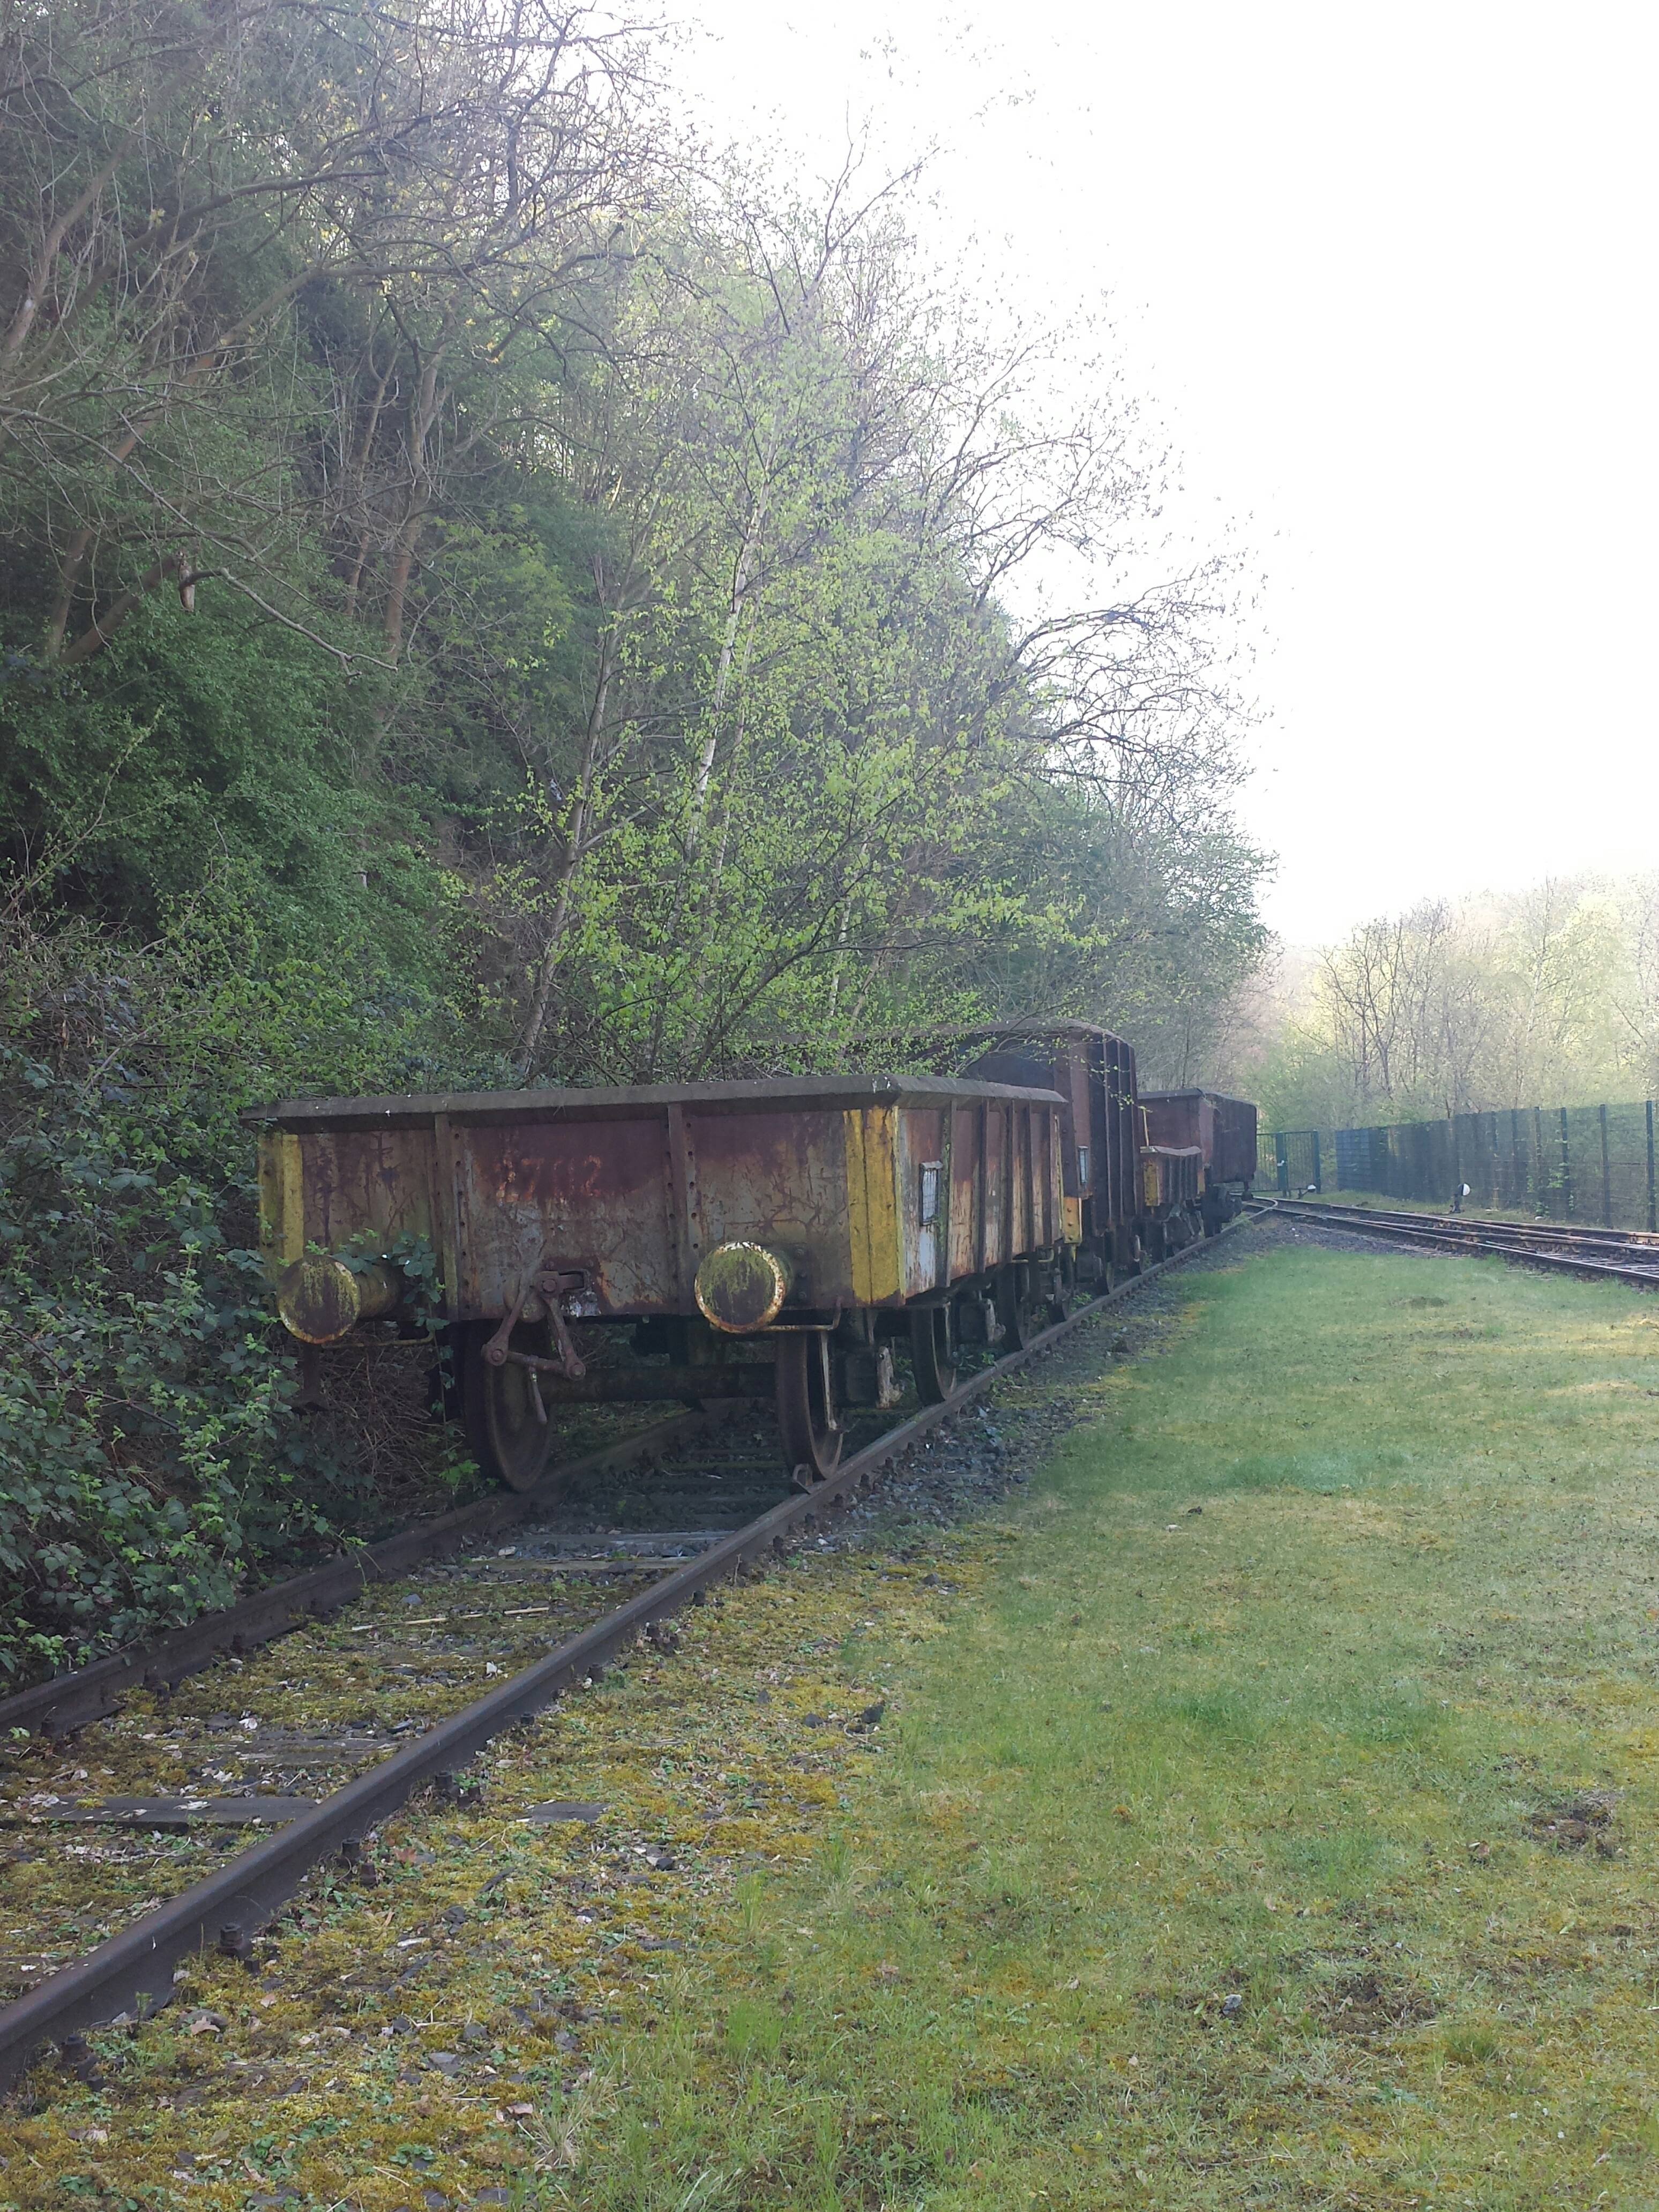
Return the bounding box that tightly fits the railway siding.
[15,1223,1650,2209]
[1265,1195,1659,1284]
[0,1245,1245,2203]
[0,1557,677,2007]
[0,1286,1181,2206]
[3,1542,938,2203]
[0,1227,1244,2094]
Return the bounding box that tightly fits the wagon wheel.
[909,1301,957,1404]
[995,1265,1047,1351]
[775,1332,843,1482]
[462,1318,557,1492]
[1048,1248,1077,1326]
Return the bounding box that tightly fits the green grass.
[559,1240,1659,2209]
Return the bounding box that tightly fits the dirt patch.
[1528,1791,1619,1855]
[1311,1966,1439,2036]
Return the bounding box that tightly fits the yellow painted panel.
[257,1131,306,1274]
[1063,1195,1082,1244]
[845,1108,902,1303]
[843,1109,868,1301]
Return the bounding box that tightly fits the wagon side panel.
[451,1114,675,1318]
[983,1104,1007,1269]
[1213,1098,1259,1186]
[1042,1104,1062,1244]
[844,1107,903,1305]
[948,1103,982,1282]
[1014,1103,1034,1253]
[1092,1036,1133,1234]
[1111,1040,1141,1230]
[1140,1091,1201,1159]
[257,1131,305,1271]
[267,1126,438,1270]
[687,1107,856,1310]
[1060,1049,1089,1244]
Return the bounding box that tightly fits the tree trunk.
[341,352,394,619]
[684,438,776,854]
[517,616,620,1070]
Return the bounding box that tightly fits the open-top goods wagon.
[848,1020,1205,1273]
[1139,1088,1258,1232]
[248,1074,1067,1489]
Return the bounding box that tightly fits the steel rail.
[0,1222,1241,2095]
[0,1411,714,1743]
[1265,1195,1659,1253]
[1258,1198,1659,1285]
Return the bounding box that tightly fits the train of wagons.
[248,1021,1257,1490]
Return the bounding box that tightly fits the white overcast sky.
[669,0,1658,947]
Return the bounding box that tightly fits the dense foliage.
[1247,877,1659,1130]
[0,0,1266,1672]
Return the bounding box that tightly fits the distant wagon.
[848,1020,1207,1274]
[1139,1088,1259,1234]
[246,1074,1067,1490]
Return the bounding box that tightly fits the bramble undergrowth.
[0,898,495,1676]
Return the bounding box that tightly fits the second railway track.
[1260,1194,1659,1284]
[0,1224,1242,2101]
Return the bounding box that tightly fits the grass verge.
[549,1238,1659,2209]
[13,1232,1659,2209]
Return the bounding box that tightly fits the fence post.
[1275,1132,1288,1196]
[1509,1108,1521,1211]
[1540,1115,1557,1221]
[1599,1103,1613,1227]
[1647,1100,1656,1234]
[1311,1130,1322,1193]
[1560,1107,1573,1219]
[1449,1114,1459,1208]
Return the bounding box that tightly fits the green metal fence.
[1272,1129,1324,1195]
[1267,1102,1659,1228]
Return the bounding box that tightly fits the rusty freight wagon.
[247,1074,1067,1489]
[849,1020,1201,1275]
[1139,1088,1259,1234]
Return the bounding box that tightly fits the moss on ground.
[0,1563,678,1994]
[0,1539,981,2208]
[13,1232,1659,2207]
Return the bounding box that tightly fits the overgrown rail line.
[0,1413,713,1744]
[0,1225,1240,2099]
[1258,1196,1659,1285]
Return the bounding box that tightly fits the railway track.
[0,1224,1240,2100]
[1258,1195,1659,1285]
